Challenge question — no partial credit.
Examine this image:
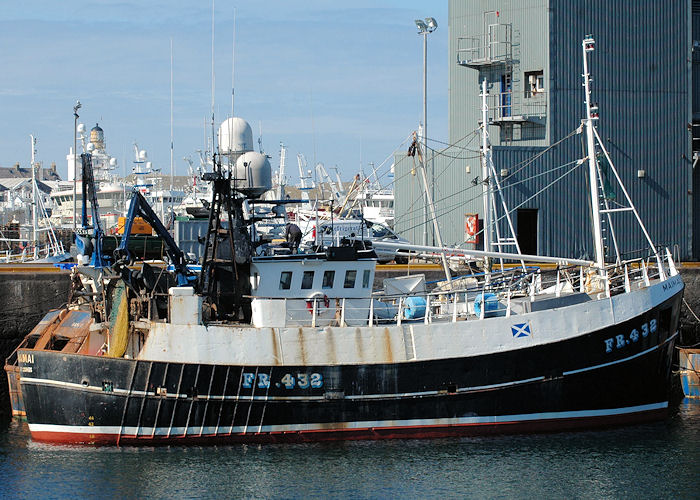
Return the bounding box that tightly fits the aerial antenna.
[258,121,263,153]
[310,88,316,167]
[170,38,174,190]
[231,7,236,120]
[210,0,216,158]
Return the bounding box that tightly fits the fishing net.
[108,283,129,358]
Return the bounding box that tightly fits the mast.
[30,135,38,259]
[582,37,605,270]
[170,38,174,191]
[210,0,216,158]
[231,7,236,119]
[278,142,286,199]
[415,133,452,284]
[480,79,492,277]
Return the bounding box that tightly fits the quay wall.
[1,267,699,419]
[0,271,70,420]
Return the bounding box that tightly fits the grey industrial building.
[394,0,699,261]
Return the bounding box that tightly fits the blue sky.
[0,1,448,184]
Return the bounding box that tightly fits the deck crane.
[332,166,344,195]
[114,189,189,286]
[315,162,342,203]
[297,153,314,190]
[74,153,107,268]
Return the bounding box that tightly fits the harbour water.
[0,401,697,499]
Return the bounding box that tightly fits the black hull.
[18,292,682,445]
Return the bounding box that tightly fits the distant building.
[395,0,699,260]
[0,162,61,182]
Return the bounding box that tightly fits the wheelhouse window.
[344,270,357,288]
[322,270,335,289]
[279,271,292,290]
[362,269,371,288]
[301,271,314,289]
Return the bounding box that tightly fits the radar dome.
[218,117,253,155]
[77,123,86,134]
[86,143,95,152]
[139,150,148,161]
[109,158,117,167]
[234,151,272,198]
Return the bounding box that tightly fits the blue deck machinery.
[75,151,189,292]
[74,153,107,268]
[113,189,189,286]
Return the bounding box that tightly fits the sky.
[0,1,448,185]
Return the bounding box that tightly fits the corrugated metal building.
[395,0,699,261]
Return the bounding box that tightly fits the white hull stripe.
[20,332,669,402]
[563,330,677,376]
[17,374,548,402]
[28,402,668,437]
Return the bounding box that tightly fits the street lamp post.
[72,100,81,232]
[415,17,437,246]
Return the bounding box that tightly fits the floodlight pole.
[423,28,430,245]
[416,18,437,246]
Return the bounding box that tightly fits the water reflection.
[0,402,698,498]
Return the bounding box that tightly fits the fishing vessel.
[5,38,684,444]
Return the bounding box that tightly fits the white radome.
[234,151,272,198]
[218,117,254,154]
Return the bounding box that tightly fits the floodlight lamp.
[415,19,427,32]
[74,100,82,113]
[425,17,438,31]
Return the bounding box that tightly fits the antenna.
[30,134,38,258]
[231,7,236,120]
[310,89,316,166]
[258,121,263,153]
[210,0,216,157]
[170,38,174,190]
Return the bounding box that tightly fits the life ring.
[306,292,330,313]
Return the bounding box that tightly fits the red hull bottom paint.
[29,408,668,446]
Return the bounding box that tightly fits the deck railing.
[256,249,678,329]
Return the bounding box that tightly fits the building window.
[501,123,513,142]
[279,271,292,290]
[344,270,357,288]
[301,271,314,289]
[322,270,335,289]
[500,72,512,118]
[525,70,544,98]
[362,269,371,288]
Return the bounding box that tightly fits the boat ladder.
[196,365,217,438]
[213,366,232,437]
[165,364,186,439]
[224,367,246,436]
[256,368,274,435]
[181,365,201,438]
[150,362,171,439]
[116,361,139,447]
[241,367,259,435]
[131,362,154,440]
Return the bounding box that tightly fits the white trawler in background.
[50,123,185,231]
[50,123,126,229]
[131,144,185,225]
[6,38,685,445]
